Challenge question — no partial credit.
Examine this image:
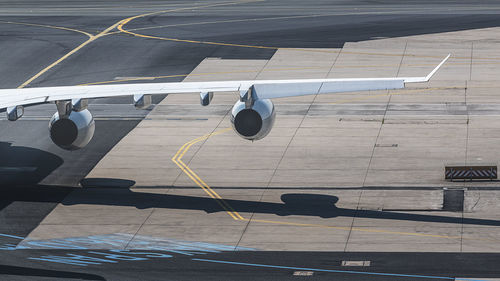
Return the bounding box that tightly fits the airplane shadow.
[0,142,63,186]
[0,142,67,212]
[58,179,500,227]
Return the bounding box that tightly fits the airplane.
[0,54,450,151]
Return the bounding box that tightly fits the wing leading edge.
[0,54,450,110]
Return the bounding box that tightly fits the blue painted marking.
[0,233,24,240]
[25,240,87,249]
[0,244,18,250]
[192,258,488,281]
[29,254,118,266]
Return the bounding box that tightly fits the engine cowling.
[230,98,275,141]
[49,109,95,150]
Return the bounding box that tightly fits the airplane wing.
[0,54,450,112]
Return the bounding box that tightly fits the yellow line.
[246,219,462,239]
[168,84,494,241]
[15,1,256,88]
[77,66,324,86]
[16,18,124,89]
[171,128,472,240]
[172,158,240,220]
[0,20,93,37]
[77,62,497,87]
[116,0,277,50]
[104,0,489,241]
[118,25,495,60]
[116,0,265,35]
[115,8,500,61]
[172,128,243,220]
[179,159,244,219]
[18,37,93,88]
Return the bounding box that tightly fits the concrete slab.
[25,26,500,254]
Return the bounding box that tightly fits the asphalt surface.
[1,0,500,280]
[2,250,500,281]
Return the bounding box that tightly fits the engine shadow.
[0,142,63,186]
[80,178,136,188]
[58,183,500,227]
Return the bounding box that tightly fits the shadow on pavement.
[52,181,499,227]
[0,142,63,186]
[0,264,105,280]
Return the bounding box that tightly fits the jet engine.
[49,109,95,150]
[230,98,275,141]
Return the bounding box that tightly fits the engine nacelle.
[230,98,275,141]
[49,109,95,150]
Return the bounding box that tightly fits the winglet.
[403,54,451,83]
[424,53,451,81]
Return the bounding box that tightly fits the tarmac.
[2,1,500,280]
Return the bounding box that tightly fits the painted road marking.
[5,0,485,244]
[167,82,500,243]
[15,233,255,251]
[23,235,254,267]
[166,81,477,241]
[0,233,24,240]
[15,1,259,89]
[78,64,480,86]
[5,1,497,90]
[15,19,117,89]
[78,66,325,86]
[116,0,266,40]
[116,13,499,61]
[171,128,243,220]
[192,258,487,281]
[116,1,271,50]
[171,129,471,241]
[0,20,93,37]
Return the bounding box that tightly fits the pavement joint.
[169,120,481,242]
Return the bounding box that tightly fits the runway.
[2,0,500,280]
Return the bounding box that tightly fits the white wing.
[0,54,449,110]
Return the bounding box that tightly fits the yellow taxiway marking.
[77,61,490,86]
[15,0,264,89]
[0,19,97,89]
[7,2,491,242]
[15,18,123,89]
[111,1,500,63]
[116,12,500,61]
[171,121,471,241]
[78,66,325,86]
[246,219,462,240]
[117,23,497,61]
[0,20,93,37]
[116,0,265,37]
[171,128,244,221]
